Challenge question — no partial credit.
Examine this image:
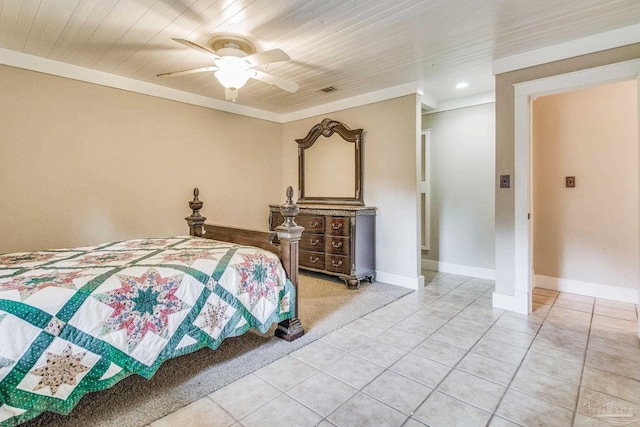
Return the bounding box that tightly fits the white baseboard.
[535,275,638,304]
[492,290,530,314]
[422,259,495,281]
[375,270,423,290]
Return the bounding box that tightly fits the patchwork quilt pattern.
[0,237,295,426]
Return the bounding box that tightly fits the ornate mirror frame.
[297,118,364,206]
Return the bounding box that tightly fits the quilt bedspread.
[0,237,295,426]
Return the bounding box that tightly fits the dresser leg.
[346,277,360,290]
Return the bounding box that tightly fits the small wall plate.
[566,176,575,188]
[500,175,510,189]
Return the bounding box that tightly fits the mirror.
[297,118,363,205]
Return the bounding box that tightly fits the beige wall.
[0,65,282,253]
[0,65,422,285]
[282,95,421,281]
[495,42,640,295]
[422,103,496,269]
[532,80,638,289]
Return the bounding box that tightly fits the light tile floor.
[149,271,639,427]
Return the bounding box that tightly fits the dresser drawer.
[326,217,350,236]
[325,236,349,256]
[300,234,324,252]
[299,250,324,269]
[298,216,325,233]
[325,254,350,275]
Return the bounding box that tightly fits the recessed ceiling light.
[456,82,469,89]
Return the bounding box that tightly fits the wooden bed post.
[275,186,305,341]
[185,187,304,341]
[186,188,206,237]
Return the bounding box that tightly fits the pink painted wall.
[532,80,638,289]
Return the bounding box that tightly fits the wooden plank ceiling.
[0,0,638,113]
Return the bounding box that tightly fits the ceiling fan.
[157,35,299,102]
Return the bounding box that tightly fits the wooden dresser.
[269,204,376,289]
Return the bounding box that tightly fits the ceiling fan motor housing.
[208,35,256,57]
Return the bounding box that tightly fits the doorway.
[531,81,638,304]
[511,58,640,317]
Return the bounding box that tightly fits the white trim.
[422,92,495,115]
[493,23,640,74]
[492,289,529,314]
[0,48,281,123]
[420,89,439,110]
[376,270,423,290]
[535,275,638,304]
[280,82,419,123]
[419,130,431,250]
[511,58,640,315]
[513,89,532,315]
[421,259,496,281]
[0,48,420,124]
[514,59,640,98]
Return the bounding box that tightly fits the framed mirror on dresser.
[270,118,376,289]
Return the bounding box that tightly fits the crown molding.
[0,48,282,122]
[0,48,421,124]
[279,82,420,123]
[419,89,439,111]
[493,23,640,75]
[422,91,495,115]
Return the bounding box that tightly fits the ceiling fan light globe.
[214,57,252,90]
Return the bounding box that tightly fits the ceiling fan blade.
[244,49,290,67]
[157,66,218,77]
[252,70,299,93]
[225,88,239,102]
[171,38,220,59]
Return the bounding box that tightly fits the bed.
[0,188,304,427]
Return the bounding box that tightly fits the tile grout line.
[317,273,480,427]
[571,297,596,426]
[233,287,437,427]
[393,276,509,425]
[342,276,473,425]
[151,279,635,427]
[381,275,493,427]
[483,291,557,426]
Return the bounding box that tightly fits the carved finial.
[286,186,293,203]
[188,188,204,217]
[279,185,299,228]
[186,188,206,237]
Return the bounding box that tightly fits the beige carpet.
[24,272,411,427]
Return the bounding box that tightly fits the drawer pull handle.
[332,223,343,230]
[332,260,343,268]
[332,241,343,249]
[310,221,319,228]
[310,239,320,246]
[310,256,320,264]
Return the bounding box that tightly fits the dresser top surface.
[269,204,377,215]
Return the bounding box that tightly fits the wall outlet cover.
[500,175,510,188]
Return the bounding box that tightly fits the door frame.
[511,58,640,314]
